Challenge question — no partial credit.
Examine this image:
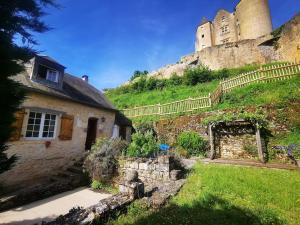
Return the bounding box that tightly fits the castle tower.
[235,0,273,40]
[195,17,214,52]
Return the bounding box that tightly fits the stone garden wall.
[119,156,182,184]
[218,134,257,159]
[155,104,298,161]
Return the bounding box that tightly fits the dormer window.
[47,70,59,82]
[37,64,59,83]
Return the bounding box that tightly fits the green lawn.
[106,163,300,225]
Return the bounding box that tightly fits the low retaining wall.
[119,156,181,184]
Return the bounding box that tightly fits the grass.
[216,76,300,110]
[106,80,219,109]
[105,63,291,110]
[129,75,300,124]
[91,180,119,194]
[105,163,300,225]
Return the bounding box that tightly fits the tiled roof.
[14,70,117,112]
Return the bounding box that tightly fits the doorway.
[85,117,98,150]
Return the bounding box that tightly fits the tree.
[129,70,148,81]
[0,0,57,173]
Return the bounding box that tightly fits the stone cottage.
[0,55,132,191]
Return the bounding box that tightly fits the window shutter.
[10,109,26,142]
[59,114,74,140]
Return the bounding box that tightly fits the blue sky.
[27,0,300,90]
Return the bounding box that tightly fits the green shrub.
[183,66,212,86]
[84,138,128,182]
[145,77,158,90]
[167,73,183,86]
[212,68,230,80]
[177,131,207,156]
[125,131,159,158]
[134,121,156,135]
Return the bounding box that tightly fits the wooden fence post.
[209,124,215,160]
[158,103,161,116]
[208,93,212,107]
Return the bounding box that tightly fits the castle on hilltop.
[195,0,273,52]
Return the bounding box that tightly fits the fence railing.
[122,62,300,118]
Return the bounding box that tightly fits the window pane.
[28,118,34,124]
[26,112,42,138]
[42,113,56,138]
[29,112,35,118]
[49,126,54,132]
[36,113,42,119]
[37,65,48,79]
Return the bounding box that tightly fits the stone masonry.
[119,156,181,185]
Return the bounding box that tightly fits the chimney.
[82,75,89,83]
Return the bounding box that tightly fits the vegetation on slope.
[105,64,259,109]
[105,163,300,225]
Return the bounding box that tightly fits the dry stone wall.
[119,156,181,184]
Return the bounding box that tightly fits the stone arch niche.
[208,120,266,162]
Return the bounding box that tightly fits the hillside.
[105,64,260,109]
[105,63,299,114]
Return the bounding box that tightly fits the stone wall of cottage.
[0,92,116,191]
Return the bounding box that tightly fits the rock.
[170,170,182,181]
[125,170,138,182]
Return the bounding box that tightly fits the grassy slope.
[105,63,290,109]
[216,76,300,110]
[106,80,219,109]
[106,163,300,225]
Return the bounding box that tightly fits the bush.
[125,131,158,158]
[134,122,156,135]
[167,73,183,86]
[132,76,147,93]
[213,68,230,80]
[145,77,158,90]
[84,138,128,182]
[177,131,207,156]
[183,66,212,86]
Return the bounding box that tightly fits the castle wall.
[195,22,213,52]
[235,0,273,40]
[277,13,300,62]
[196,37,277,70]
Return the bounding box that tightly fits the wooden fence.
[122,62,300,118]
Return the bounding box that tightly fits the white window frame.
[25,111,58,140]
[46,69,59,83]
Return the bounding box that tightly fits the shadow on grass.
[111,194,284,225]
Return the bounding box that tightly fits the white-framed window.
[46,70,59,83]
[37,64,59,83]
[25,111,57,139]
